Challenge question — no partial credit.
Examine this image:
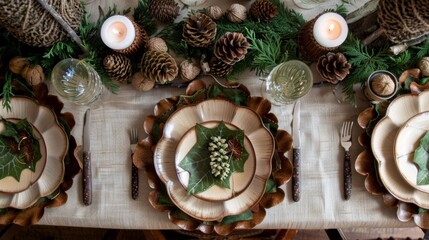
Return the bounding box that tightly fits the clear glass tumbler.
[293,0,330,9]
[51,58,103,105]
[262,60,313,105]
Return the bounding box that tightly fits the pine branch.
[1,71,15,111]
[133,0,157,35]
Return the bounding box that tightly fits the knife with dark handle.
[292,100,301,202]
[82,109,92,206]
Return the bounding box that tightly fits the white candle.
[100,15,136,50]
[313,12,348,48]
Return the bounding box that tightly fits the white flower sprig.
[208,136,231,180]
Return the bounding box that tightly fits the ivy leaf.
[220,210,253,225]
[413,131,429,185]
[179,122,249,195]
[0,119,41,181]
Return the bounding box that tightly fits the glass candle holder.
[51,58,103,105]
[262,60,313,105]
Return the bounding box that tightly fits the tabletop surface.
[35,0,417,230]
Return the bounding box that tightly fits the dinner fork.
[130,128,139,200]
[340,121,353,200]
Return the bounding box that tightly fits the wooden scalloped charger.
[133,80,293,236]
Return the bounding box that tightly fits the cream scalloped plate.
[0,118,47,193]
[0,97,68,209]
[154,99,274,221]
[394,111,429,194]
[372,90,429,208]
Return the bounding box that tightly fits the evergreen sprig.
[340,34,390,104]
[244,28,287,76]
[133,0,157,35]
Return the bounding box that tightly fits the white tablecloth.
[38,0,416,230]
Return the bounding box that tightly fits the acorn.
[9,56,30,74]
[418,57,429,77]
[21,64,45,86]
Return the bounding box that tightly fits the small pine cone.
[140,50,178,84]
[316,52,351,84]
[214,32,250,65]
[249,0,279,21]
[103,53,133,83]
[209,57,233,77]
[149,0,179,23]
[183,12,217,48]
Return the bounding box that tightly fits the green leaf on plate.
[0,118,42,181]
[220,210,253,225]
[207,85,249,106]
[413,131,429,185]
[265,177,277,193]
[179,121,249,195]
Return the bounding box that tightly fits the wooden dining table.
[34,0,419,231]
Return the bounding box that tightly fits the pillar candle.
[100,15,136,50]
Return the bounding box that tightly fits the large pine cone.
[209,57,233,78]
[316,52,351,84]
[378,0,429,44]
[214,32,249,65]
[103,53,132,83]
[183,12,217,48]
[149,0,179,23]
[0,0,83,47]
[140,50,178,84]
[249,0,279,21]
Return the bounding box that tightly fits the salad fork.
[130,128,139,200]
[340,121,353,200]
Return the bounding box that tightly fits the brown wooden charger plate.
[133,80,293,236]
[0,83,81,226]
[356,104,429,229]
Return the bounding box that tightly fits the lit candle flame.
[328,23,334,32]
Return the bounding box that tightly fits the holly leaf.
[413,131,429,185]
[179,121,249,195]
[0,118,42,181]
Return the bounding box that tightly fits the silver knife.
[292,100,301,202]
[82,109,92,206]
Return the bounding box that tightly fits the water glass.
[262,60,313,105]
[51,58,103,105]
[293,0,330,9]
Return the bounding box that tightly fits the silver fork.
[340,121,353,200]
[130,128,139,200]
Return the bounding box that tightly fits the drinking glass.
[293,0,330,9]
[51,58,103,105]
[262,60,313,105]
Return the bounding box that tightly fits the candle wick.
[329,24,334,32]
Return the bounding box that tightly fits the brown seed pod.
[131,72,156,92]
[226,3,247,23]
[21,64,45,86]
[179,59,201,82]
[146,37,168,52]
[9,56,30,74]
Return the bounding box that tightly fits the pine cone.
[103,53,132,83]
[249,0,279,21]
[214,32,250,65]
[209,57,233,77]
[149,0,179,23]
[140,50,178,84]
[183,12,217,48]
[316,52,351,84]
